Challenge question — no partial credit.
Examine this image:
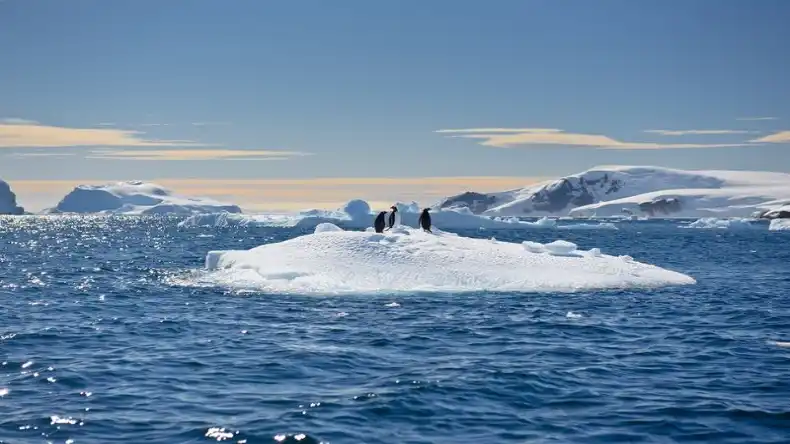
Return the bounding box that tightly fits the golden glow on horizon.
[9,176,543,212]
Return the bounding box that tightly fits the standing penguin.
[385,205,399,230]
[373,211,387,233]
[418,208,432,233]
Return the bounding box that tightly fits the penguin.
[373,211,387,233]
[385,205,398,230]
[418,208,432,233]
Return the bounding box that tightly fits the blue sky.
[1,0,789,210]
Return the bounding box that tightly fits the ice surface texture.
[204,225,695,294]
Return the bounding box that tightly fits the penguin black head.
[390,206,398,211]
[422,208,430,213]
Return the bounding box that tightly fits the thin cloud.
[736,116,778,121]
[0,119,198,148]
[435,128,562,134]
[1,118,39,125]
[139,123,171,127]
[440,128,752,149]
[97,122,116,127]
[191,121,232,127]
[87,149,311,161]
[751,131,790,143]
[6,152,77,158]
[644,129,754,136]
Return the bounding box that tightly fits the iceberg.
[202,225,695,294]
[0,179,25,215]
[45,181,242,215]
[436,165,790,218]
[769,219,790,231]
[178,199,620,232]
[682,217,759,230]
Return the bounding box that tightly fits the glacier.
[0,179,25,215]
[436,165,790,218]
[44,181,242,215]
[201,224,695,294]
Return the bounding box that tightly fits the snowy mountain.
[0,179,25,215]
[435,166,790,218]
[44,181,242,215]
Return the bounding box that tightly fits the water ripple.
[1,216,789,443]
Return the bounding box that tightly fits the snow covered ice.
[769,219,790,231]
[178,199,621,232]
[437,165,790,218]
[682,217,759,230]
[45,181,241,215]
[202,224,695,294]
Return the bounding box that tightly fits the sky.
[1,0,789,212]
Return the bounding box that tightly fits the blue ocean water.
[1,216,789,444]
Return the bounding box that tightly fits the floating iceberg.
[682,217,759,230]
[769,219,790,231]
[45,181,241,215]
[178,199,618,232]
[0,179,25,215]
[202,225,695,294]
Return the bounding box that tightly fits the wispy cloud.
[736,116,778,121]
[139,123,171,127]
[6,152,77,158]
[87,149,311,161]
[750,131,790,143]
[1,118,39,125]
[97,122,116,127]
[191,121,232,127]
[644,129,754,136]
[0,119,198,148]
[438,128,751,149]
[435,128,562,134]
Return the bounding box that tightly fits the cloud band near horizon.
[437,127,790,149]
[0,119,197,148]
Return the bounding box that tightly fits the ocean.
[1,216,789,443]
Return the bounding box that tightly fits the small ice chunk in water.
[566,311,583,319]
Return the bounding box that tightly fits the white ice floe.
[178,199,620,232]
[44,181,241,215]
[682,217,759,230]
[769,219,790,231]
[202,225,695,294]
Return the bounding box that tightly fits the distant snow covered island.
[437,165,790,219]
[0,179,25,215]
[43,181,241,215]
